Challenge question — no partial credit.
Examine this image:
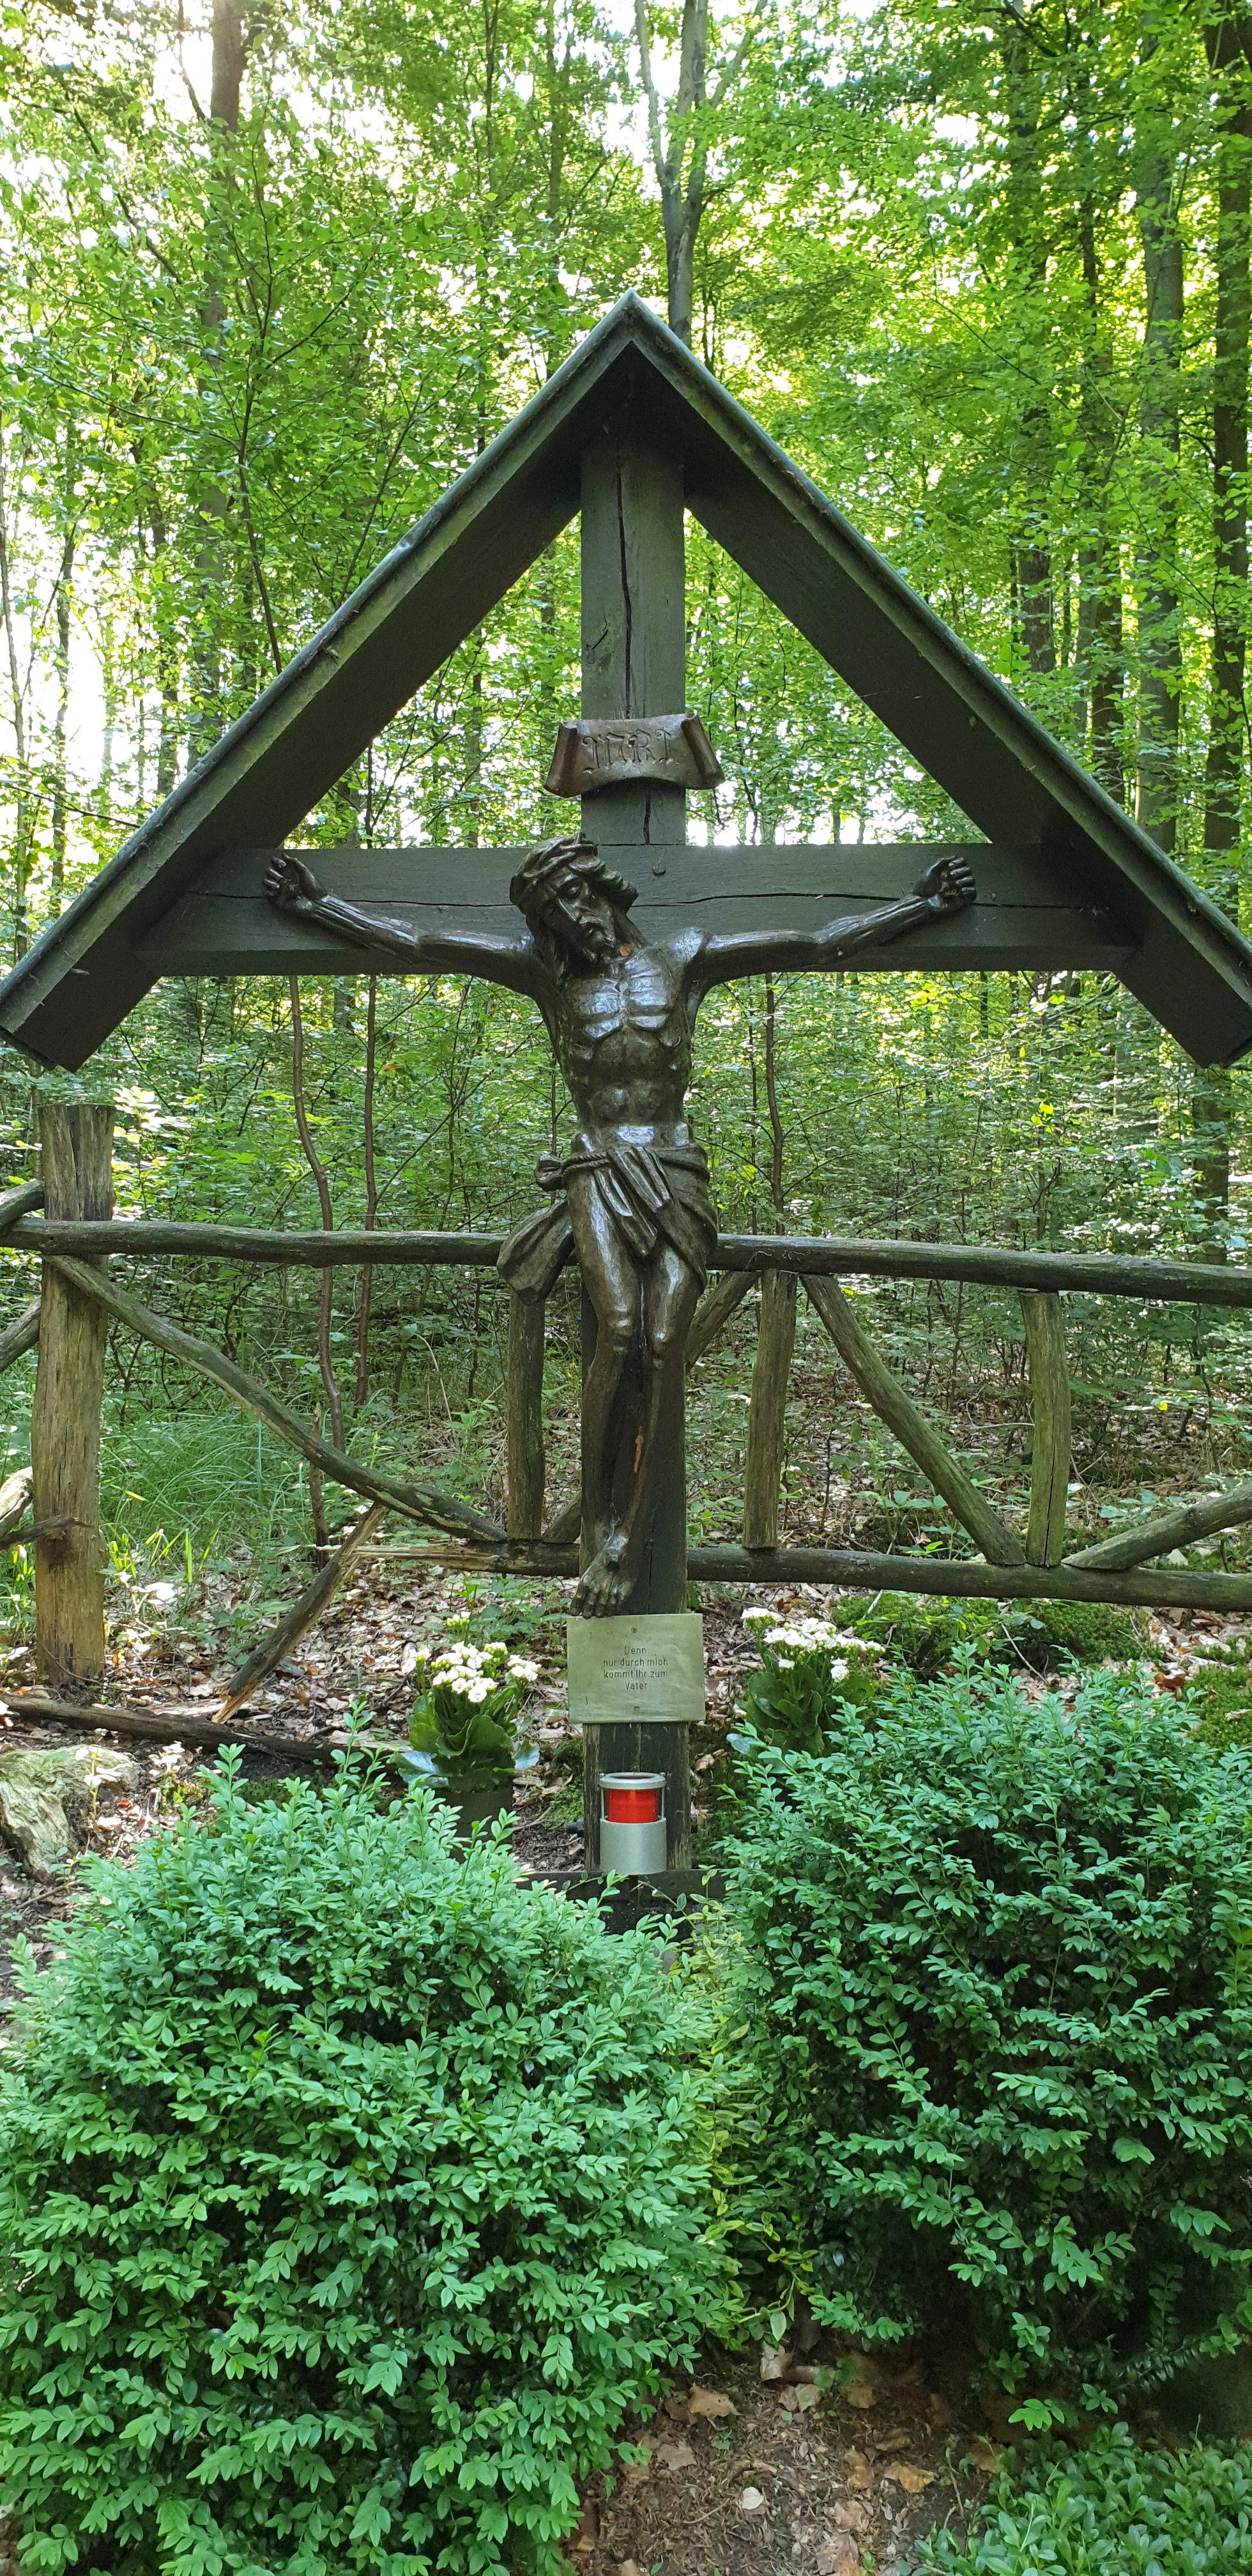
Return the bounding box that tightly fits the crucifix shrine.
[6,293,1252,1870]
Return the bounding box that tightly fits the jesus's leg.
[577,1245,701,1615]
[567,1178,638,1612]
[620,1245,701,1564]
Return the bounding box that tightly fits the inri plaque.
[566,1612,705,1728]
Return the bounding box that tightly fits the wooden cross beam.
[140,840,1135,977]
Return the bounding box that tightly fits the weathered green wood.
[6,296,1252,1071]
[0,1301,40,1372]
[743,1271,797,1548]
[685,1268,752,1366]
[46,1254,503,1544]
[359,1533,1252,1611]
[5,1692,338,1761]
[1021,1292,1071,1565]
[580,416,685,848]
[218,1501,388,1720]
[141,842,1136,977]
[33,1107,112,1687]
[577,419,691,1870]
[1065,1479,1252,1571]
[0,1181,43,1233]
[505,1294,546,1540]
[11,1218,1252,1308]
[804,1271,1026,1566]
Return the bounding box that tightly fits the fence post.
[505,1292,546,1540]
[743,1270,797,1547]
[1021,1291,1071,1566]
[32,1101,113,1686]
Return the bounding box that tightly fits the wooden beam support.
[0,1181,44,1233]
[33,1105,112,1688]
[685,1268,752,1367]
[3,1692,339,1763]
[1021,1292,1071,1565]
[45,1255,503,1545]
[142,842,1134,977]
[0,1300,40,1372]
[743,1272,796,1549]
[579,413,685,848]
[803,1272,1025,1567]
[1065,1479,1252,1572]
[577,413,691,1870]
[11,1220,1252,1308]
[505,1293,546,1540]
[358,1535,1252,1613]
[217,1503,388,1721]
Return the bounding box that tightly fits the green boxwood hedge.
[721,1666,1252,2414]
[0,1760,720,2575]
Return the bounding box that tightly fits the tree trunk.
[1134,19,1184,848]
[1001,20,1055,679]
[33,1103,113,1687]
[190,0,250,758]
[1071,59,1126,799]
[1202,10,1252,901]
[1194,9,1252,1259]
[49,434,77,917]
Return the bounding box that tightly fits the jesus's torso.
[549,937,701,1147]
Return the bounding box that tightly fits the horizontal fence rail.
[4,1213,1252,1306]
[8,1135,1252,1713]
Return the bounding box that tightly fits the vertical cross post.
[578,409,692,1867]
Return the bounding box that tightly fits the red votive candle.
[604,1782,663,1823]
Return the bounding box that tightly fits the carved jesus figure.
[267,838,975,1613]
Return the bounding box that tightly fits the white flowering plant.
[736,1607,881,1755]
[409,1620,540,1779]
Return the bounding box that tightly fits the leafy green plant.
[0,1758,721,2576]
[919,2425,1252,2572]
[834,1591,1145,1680]
[408,1620,539,1778]
[719,1664,1252,2414]
[735,1609,882,1752]
[1185,1636,1252,1752]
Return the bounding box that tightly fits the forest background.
[1,0,1251,1588]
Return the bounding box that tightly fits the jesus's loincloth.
[496,1141,717,1303]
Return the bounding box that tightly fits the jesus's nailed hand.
[914,855,976,913]
[264,854,326,912]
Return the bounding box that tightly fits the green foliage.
[1185,1637,1252,1752]
[830,1591,1146,1682]
[1016,1600,1148,1668]
[735,1609,882,1753]
[719,1666,1252,2411]
[408,1624,540,1779]
[920,2426,1252,2573]
[0,1759,720,2575]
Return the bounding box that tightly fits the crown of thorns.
[509,837,638,917]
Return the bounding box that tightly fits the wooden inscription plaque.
[544,712,724,797]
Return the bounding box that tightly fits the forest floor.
[0,1560,1240,2575]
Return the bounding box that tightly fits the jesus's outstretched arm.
[264,857,540,998]
[692,855,976,991]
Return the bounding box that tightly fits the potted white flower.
[400,1620,540,1835]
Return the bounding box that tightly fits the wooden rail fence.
[5,1106,1252,1703]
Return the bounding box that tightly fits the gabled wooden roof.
[4,289,1251,1068]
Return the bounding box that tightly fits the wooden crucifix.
[257,427,973,1862]
[264,430,973,1627]
[10,297,1252,1865]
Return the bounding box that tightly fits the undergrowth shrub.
[720,1665,1252,2416]
[0,1759,720,2576]
[827,1592,1146,1682]
[919,2425,1252,2573]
